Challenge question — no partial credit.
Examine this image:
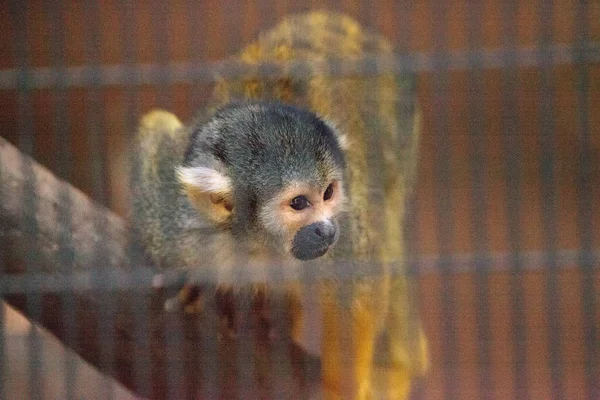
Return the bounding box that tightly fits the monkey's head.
[177,102,348,262]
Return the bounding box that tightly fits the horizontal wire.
[0,247,597,294]
[0,43,598,90]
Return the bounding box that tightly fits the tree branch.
[0,137,315,399]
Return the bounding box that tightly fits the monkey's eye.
[323,183,334,201]
[290,195,310,211]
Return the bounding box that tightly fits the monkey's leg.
[321,285,377,400]
[374,276,428,399]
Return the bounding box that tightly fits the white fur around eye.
[176,165,231,194]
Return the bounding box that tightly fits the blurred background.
[0,1,599,399]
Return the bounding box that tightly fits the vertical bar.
[320,14,356,397]
[186,0,220,379]
[466,1,493,399]
[431,1,458,399]
[198,262,219,400]
[574,2,598,399]
[393,3,428,399]
[224,257,241,400]
[266,254,295,397]
[121,1,151,397]
[11,0,34,157]
[361,48,388,396]
[0,0,10,379]
[187,1,206,110]
[501,1,529,399]
[161,249,184,397]
[45,1,78,399]
[83,1,115,398]
[151,0,171,109]
[404,169,424,400]
[340,282,357,398]
[249,14,313,395]
[234,287,256,399]
[257,0,276,32]
[396,1,416,58]
[185,3,221,395]
[224,4,257,395]
[149,2,184,398]
[84,0,109,207]
[538,2,564,399]
[224,0,243,55]
[0,146,5,400]
[266,297,287,399]
[362,9,426,397]
[393,0,413,53]
[11,1,43,398]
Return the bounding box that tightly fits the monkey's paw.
[163,284,204,314]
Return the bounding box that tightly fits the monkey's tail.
[137,109,184,168]
[130,109,190,268]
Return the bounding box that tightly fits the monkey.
[132,11,428,399]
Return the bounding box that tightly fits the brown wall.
[1,1,599,398]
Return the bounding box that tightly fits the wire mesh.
[0,1,598,399]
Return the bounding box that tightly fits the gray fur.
[184,102,346,237]
[132,102,346,276]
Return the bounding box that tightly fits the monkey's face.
[178,102,347,262]
[259,179,346,261]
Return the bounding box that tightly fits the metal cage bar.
[574,2,599,400]
[0,2,599,399]
[430,2,458,399]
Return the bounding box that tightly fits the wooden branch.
[0,137,131,276]
[0,137,317,399]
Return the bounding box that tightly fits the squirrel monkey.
[133,11,427,399]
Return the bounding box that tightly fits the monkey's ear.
[322,118,348,150]
[334,132,348,150]
[176,166,233,226]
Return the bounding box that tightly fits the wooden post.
[0,137,315,399]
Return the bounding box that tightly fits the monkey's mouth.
[291,245,329,261]
[312,246,329,259]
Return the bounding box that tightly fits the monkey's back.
[134,11,420,275]
[212,11,420,265]
[133,12,427,392]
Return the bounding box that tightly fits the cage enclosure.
[0,1,599,400]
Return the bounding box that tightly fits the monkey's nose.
[315,222,337,245]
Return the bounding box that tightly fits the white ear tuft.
[335,133,348,150]
[176,166,231,194]
[322,118,348,150]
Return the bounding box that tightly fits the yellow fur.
[136,12,427,399]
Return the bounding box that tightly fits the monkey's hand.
[163,283,204,314]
